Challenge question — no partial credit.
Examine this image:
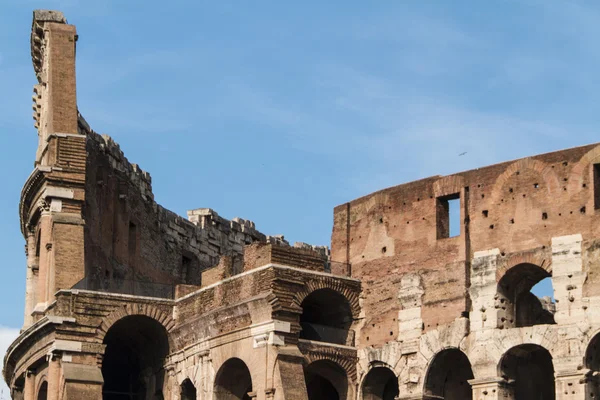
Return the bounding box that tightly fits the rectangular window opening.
[437,193,461,239]
[594,164,600,210]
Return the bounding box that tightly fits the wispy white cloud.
[0,326,19,400]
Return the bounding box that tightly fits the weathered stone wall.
[332,143,600,348]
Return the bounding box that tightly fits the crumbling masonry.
[4,10,600,400]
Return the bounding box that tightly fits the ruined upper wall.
[331,142,600,347]
[23,10,333,307]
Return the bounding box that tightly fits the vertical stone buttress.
[22,10,86,328]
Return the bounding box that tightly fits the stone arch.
[496,262,555,328]
[214,358,253,400]
[292,279,360,321]
[302,349,357,385]
[101,315,170,399]
[360,363,399,400]
[498,344,555,400]
[423,347,474,400]
[304,359,349,400]
[585,329,600,398]
[299,288,354,345]
[496,252,552,281]
[36,380,48,400]
[97,303,175,344]
[180,378,197,400]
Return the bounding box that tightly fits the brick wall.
[332,143,600,347]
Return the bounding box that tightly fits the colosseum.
[3,9,600,400]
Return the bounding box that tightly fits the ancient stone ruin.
[4,9,600,400]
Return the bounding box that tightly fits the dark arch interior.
[498,263,555,328]
[425,349,473,400]
[102,315,169,400]
[304,360,348,400]
[181,379,197,400]
[214,358,252,400]
[300,289,353,345]
[500,344,555,400]
[362,366,399,400]
[586,333,600,397]
[37,381,48,400]
[587,333,600,370]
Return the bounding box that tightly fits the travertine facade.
[4,9,600,400]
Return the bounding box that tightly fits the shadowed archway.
[305,360,348,400]
[102,315,169,400]
[214,358,253,400]
[500,344,555,400]
[362,366,398,400]
[300,289,353,345]
[424,348,473,400]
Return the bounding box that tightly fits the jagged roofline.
[31,10,67,83]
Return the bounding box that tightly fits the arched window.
[300,289,353,345]
[102,315,169,400]
[37,381,48,400]
[497,263,555,328]
[181,379,197,400]
[214,358,252,400]
[424,348,473,400]
[361,366,398,400]
[304,360,348,400]
[500,344,554,400]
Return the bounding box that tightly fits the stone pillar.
[555,371,586,399]
[397,273,425,341]
[469,249,501,331]
[35,207,52,309]
[47,352,61,400]
[469,377,514,400]
[24,370,35,400]
[24,230,37,328]
[552,234,586,325]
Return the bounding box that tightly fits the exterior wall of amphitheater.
[4,9,600,400]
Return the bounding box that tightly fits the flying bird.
[459,152,467,156]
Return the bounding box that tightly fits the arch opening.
[304,360,348,400]
[424,348,473,400]
[101,315,169,400]
[214,358,252,400]
[37,381,48,400]
[585,332,600,397]
[181,379,197,400]
[300,289,353,345]
[497,263,555,328]
[362,366,398,400]
[500,344,554,400]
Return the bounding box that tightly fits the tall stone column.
[47,352,61,400]
[24,230,37,328]
[469,377,514,400]
[24,370,35,400]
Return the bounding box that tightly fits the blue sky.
[1,0,598,375]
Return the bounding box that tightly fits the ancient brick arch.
[292,279,360,320]
[97,303,175,344]
[489,158,560,206]
[495,252,552,282]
